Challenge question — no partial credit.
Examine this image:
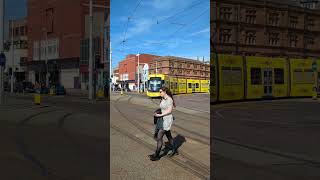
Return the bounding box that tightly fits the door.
[263,68,273,96]
[192,83,196,93]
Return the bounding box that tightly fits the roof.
[154,56,208,64]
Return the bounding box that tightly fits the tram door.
[263,68,273,96]
[192,83,196,93]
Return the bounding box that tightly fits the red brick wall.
[118,54,160,81]
[27,0,109,61]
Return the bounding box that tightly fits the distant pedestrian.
[149,86,177,161]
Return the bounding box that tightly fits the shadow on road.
[162,134,186,156]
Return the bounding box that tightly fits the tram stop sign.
[312,62,317,71]
[0,52,6,67]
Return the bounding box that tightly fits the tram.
[147,74,210,98]
[211,54,320,103]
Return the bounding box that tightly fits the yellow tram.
[147,74,210,97]
[211,54,320,103]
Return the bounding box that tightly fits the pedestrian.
[149,86,177,161]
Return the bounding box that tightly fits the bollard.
[121,89,123,95]
[97,89,104,99]
[34,93,41,105]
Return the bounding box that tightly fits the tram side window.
[231,67,242,85]
[212,66,216,86]
[188,83,192,88]
[293,69,303,84]
[196,83,199,88]
[304,69,313,84]
[251,68,261,85]
[222,67,232,85]
[274,68,284,84]
[222,66,242,85]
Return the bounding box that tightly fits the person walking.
[149,86,178,161]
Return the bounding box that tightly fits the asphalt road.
[212,99,320,179]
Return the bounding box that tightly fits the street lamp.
[41,27,49,88]
[136,53,140,93]
[10,20,14,93]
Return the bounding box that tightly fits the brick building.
[27,0,109,90]
[212,0,320,58]
[118,54,160,90]
[148,56,210,80]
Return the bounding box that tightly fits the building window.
[289,34,298,47]
[220,7,232,21]
[307,17,314,30]
[20,26,25,36]
[187,63,190,68]
[289,16,298,29]
[33,41,39,60]
[15,27,19,36]
[46,8,54,33]
[245,31,256,45]
[194,71,197,75]
[305,36,314,49]
[269,32,280,46]
[245,9,256,24]
[274,68,284,84]
[186,70,190,74]
[219,29,232,43]
[251,68,261,85]
[269,12,279,26]
[158,63,162,67]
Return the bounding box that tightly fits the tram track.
[112,96,210,179]
[15,103,97,179]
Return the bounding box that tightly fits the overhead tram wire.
[120,0,206,48]
[168,7,210,39]
[155,0,207,25]
[121,0,143,48]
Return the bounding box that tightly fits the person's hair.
[160,86,176,107]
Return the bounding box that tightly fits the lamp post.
[0,0,3,104]
[136,53,140,93]
[42,27,49,88]
[10,20,14,93]
[88,0,93,100]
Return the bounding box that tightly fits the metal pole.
[88,0,93,100]
[45,30,49,87]
[11,20,14,93]
[137,53,140,93]
[0,0,4,104]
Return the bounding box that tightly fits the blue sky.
[3,0,27,40]
[111,0,210,68]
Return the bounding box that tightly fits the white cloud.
[125,18,153,39]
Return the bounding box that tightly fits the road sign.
[312,62,317,71]
[0,52,5,66]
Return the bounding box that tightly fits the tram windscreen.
[148,77,162,92]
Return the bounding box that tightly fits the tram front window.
[148,77,162,92]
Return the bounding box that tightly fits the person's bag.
[154,108,162,125]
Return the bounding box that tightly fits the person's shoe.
[168,148,178,157]
[149,154,160,161]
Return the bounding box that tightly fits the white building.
[3,19,28,84]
